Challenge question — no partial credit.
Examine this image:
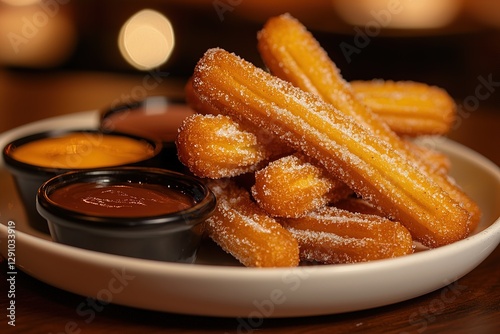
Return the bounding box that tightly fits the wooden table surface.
[0,71,499,334]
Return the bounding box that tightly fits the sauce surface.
[50,182,194,217]
[102,105,194,142]
[12,133,155,169]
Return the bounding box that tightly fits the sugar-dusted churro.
[185,76,222,117]
[251,154,352,218]
[184,77,293,160]
[191,47,471,247]
[351,80,456,136]
[406,140,451,175]
[279,206,414,264]
[187,76,453,137]
[205,179,300,267]
[176,114,271,178]
[257,13,480,232]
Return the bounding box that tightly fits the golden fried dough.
[257,13,480,232]
[176,114,271,178]
[205,179,300,267]
[191,47,471,247]
[252,154,352,218]
[279,206,414,264]
[351,80,456,136]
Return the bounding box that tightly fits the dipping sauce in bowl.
[36,168,216,262]
[9,131,157,169]
[100,96,194,171]
[2,129,162,229]
[49,182,193,217]
[100,96,194,143]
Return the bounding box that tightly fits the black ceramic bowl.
[36,167,216,263]
[99,96,194,172]
[2,129,162,229]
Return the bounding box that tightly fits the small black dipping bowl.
[36,167,216,263]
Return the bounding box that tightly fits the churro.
[406,140,451,175]
[191,47,471,247]
[252,154,352,218]
[184,77,292,160]
[351,80,456,136]
[176,114,270,178]
[186,76,450,176]
[205,179,300,267]
[185,76,222,117]
[257,13,480,232]
[279,206,414,264]
[188,76,453,137]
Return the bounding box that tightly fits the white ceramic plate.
[1,111,499,318]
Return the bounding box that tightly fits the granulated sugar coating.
[174,14,483,267]
[256,14,480,239]
[176,114,269,178]
[350,80,456,136]
[204,179,299,267]
[252,154,352,218]
[192,48,471,248]
[281,206,414,264]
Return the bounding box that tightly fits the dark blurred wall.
[2,0,499,108]
[55,1,498,108]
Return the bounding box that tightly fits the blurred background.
[0,0,499,162]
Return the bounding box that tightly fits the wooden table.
[1,71,499,334]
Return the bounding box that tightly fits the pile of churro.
[176,14,481,267]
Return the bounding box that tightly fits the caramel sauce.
[12,132,155,169]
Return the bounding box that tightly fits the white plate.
[1,111,500,318]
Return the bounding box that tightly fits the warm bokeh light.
[0,4,76,67]
[118,9,175,71]
[332,0,462,29]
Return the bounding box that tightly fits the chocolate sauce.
[50,182,193,217]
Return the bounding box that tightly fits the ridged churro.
[185,77,222,117]
[406,140,451,175]
[185,78,450,176]
[205,179,300,267]
[184,77,292,160]
[279,206,414,264]
[257,13,480,232]
[351,80,456,136]
[191,47,471,247]
[252,154,352,218]
[176,114,271,178]
[188,76,454,137]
